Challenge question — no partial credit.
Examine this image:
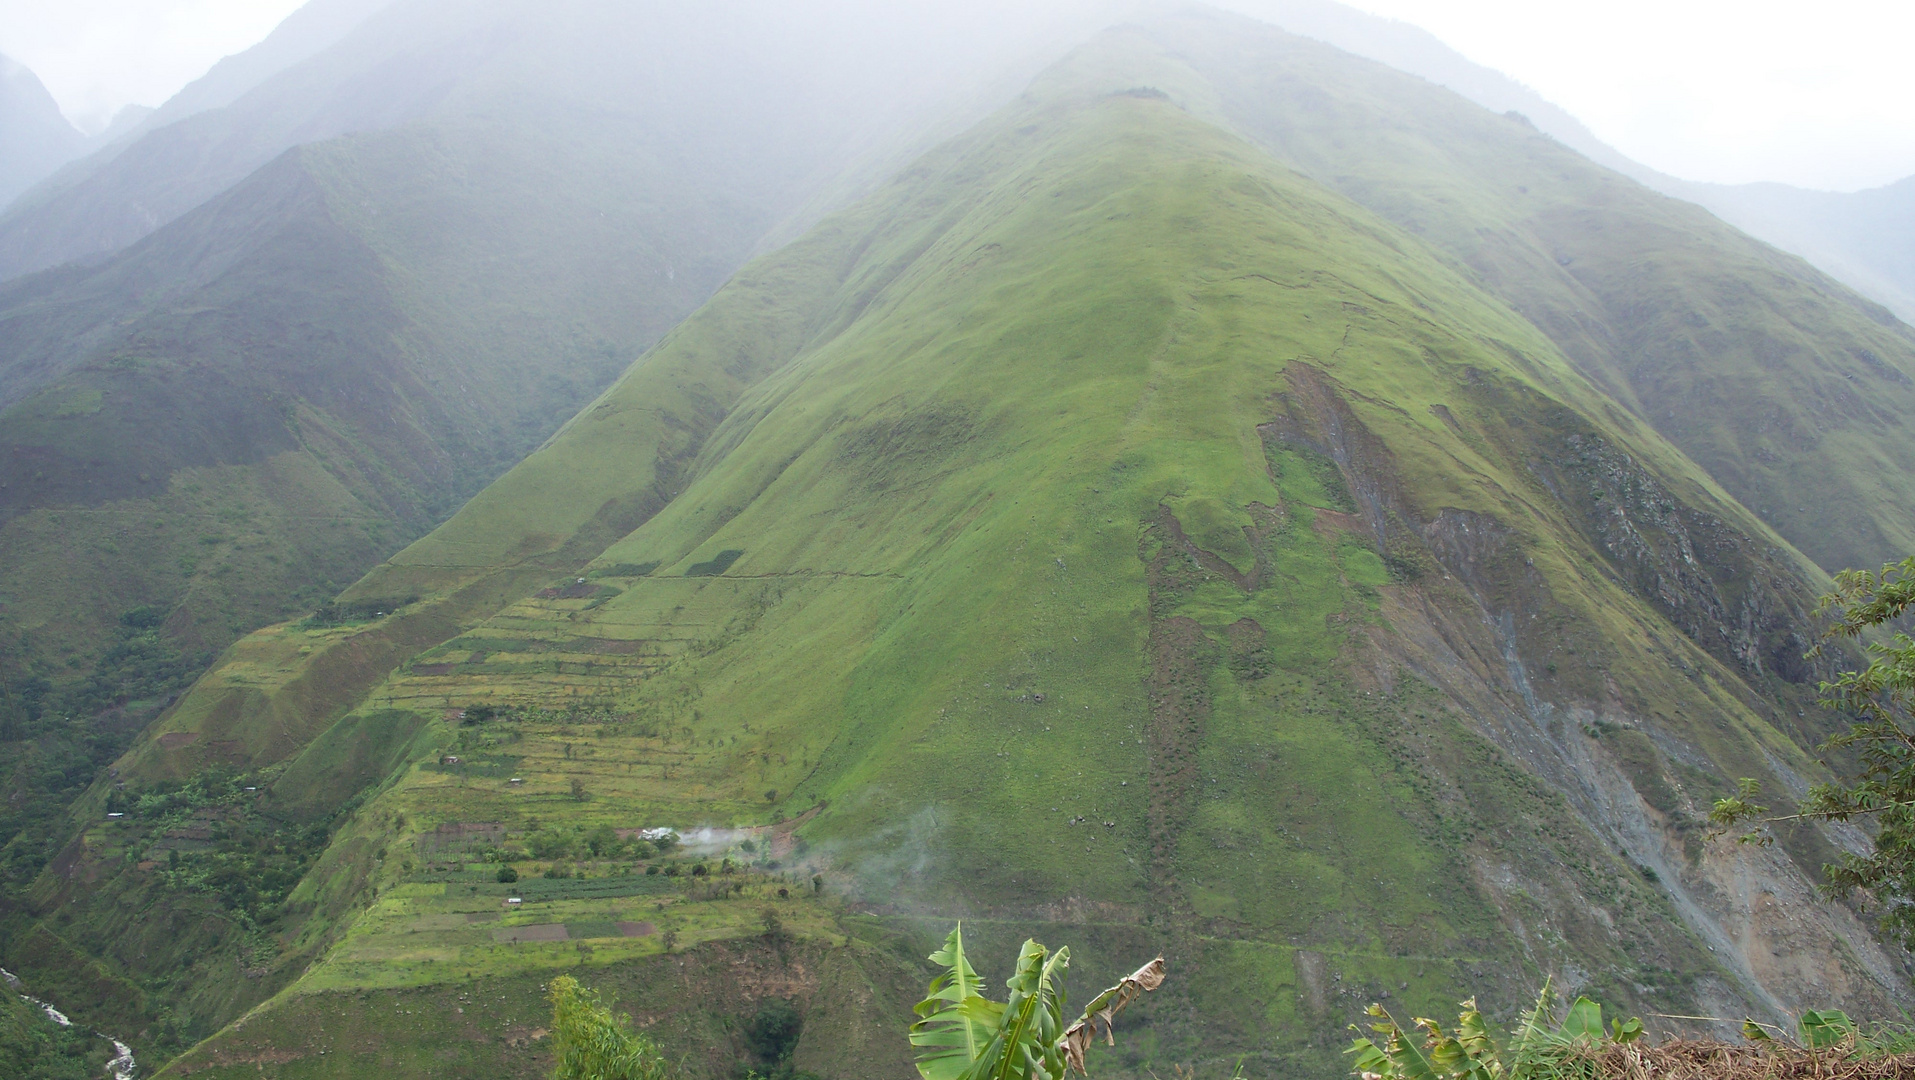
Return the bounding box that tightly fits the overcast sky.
[0,0,1909,191]
[0,0,303,133]
[1342,0,1915,191]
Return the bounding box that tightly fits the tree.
[909,923,1165,1080]
[1712,556,1915,945]
[548,975,673,1080]
[585,824,619,856]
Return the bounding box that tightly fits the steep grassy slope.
[0,0,1107,900]
[17,17,1915,1080]
[1093,12,1915,575]
[0,0,1145,731]
[30,50,1909,1079]
[0,133,900,1058]
[0,108,785,903]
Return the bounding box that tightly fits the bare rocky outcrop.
[1266,362,1914,1025]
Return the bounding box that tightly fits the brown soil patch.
[1145,613,1214,874]
[157,731,199,749]
[579,638,646,655]
[615,921,657,937]
[1152,504,1272,591]
[492,924,569,943]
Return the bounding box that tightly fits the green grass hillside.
[14,15,1915,1080]
[1096,11,1915,575]
[0,101,815,887]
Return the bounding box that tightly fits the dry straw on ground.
[1587,1039,1915,1079]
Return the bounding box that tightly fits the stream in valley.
[2,966,136,1078]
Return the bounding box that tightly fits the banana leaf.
[1559,997,1605,1043]
[912,924,1003,1080]
[1799,1009,1857,1049]
[961,940,1072,1080]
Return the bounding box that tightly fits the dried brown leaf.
[1059,957,1167,1074]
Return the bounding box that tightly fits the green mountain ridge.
[0,0,1107,901]
[0,104,804,934]
[8,10,1915,1080]
[0,111,758,676]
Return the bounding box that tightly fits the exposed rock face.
[1266,363,1910,1023]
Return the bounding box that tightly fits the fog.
[4,0,1910,316]
[8,0,1909,190]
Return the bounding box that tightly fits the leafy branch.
[1710,556,1915,948]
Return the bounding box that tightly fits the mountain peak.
[0,53,87,208]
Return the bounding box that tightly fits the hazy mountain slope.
[0,0,1146,901]
[139,0,397,135]
[0,145,879,1060]
[0,57,86,210]
[1671,177,1915,324]
[0,112,767,940]
[1217,1,1915,358]
[0,0,551,280]
[36,26,1912,1077]
[0,0,1125,285]
[1097,12,1915,576]
[1222,0,1642,175]
[0,107,760,674]
[1,0,393,222]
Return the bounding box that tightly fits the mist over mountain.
[0,2,1122,984]
[0,55,87,210]
[1217,0,1915,326]
[0,0,1142,689]
[1,4,1913,1079]
[135,0,398,136]
[1667,177,1915,323]
[0,0,1110,284]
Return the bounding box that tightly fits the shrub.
[308,595,419,627]
[496,865,518,883]
[548,975,673,1080]
[746,999,803,1071]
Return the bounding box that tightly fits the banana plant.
[909,923,1166,1080]
[1348,983,1642,1080]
